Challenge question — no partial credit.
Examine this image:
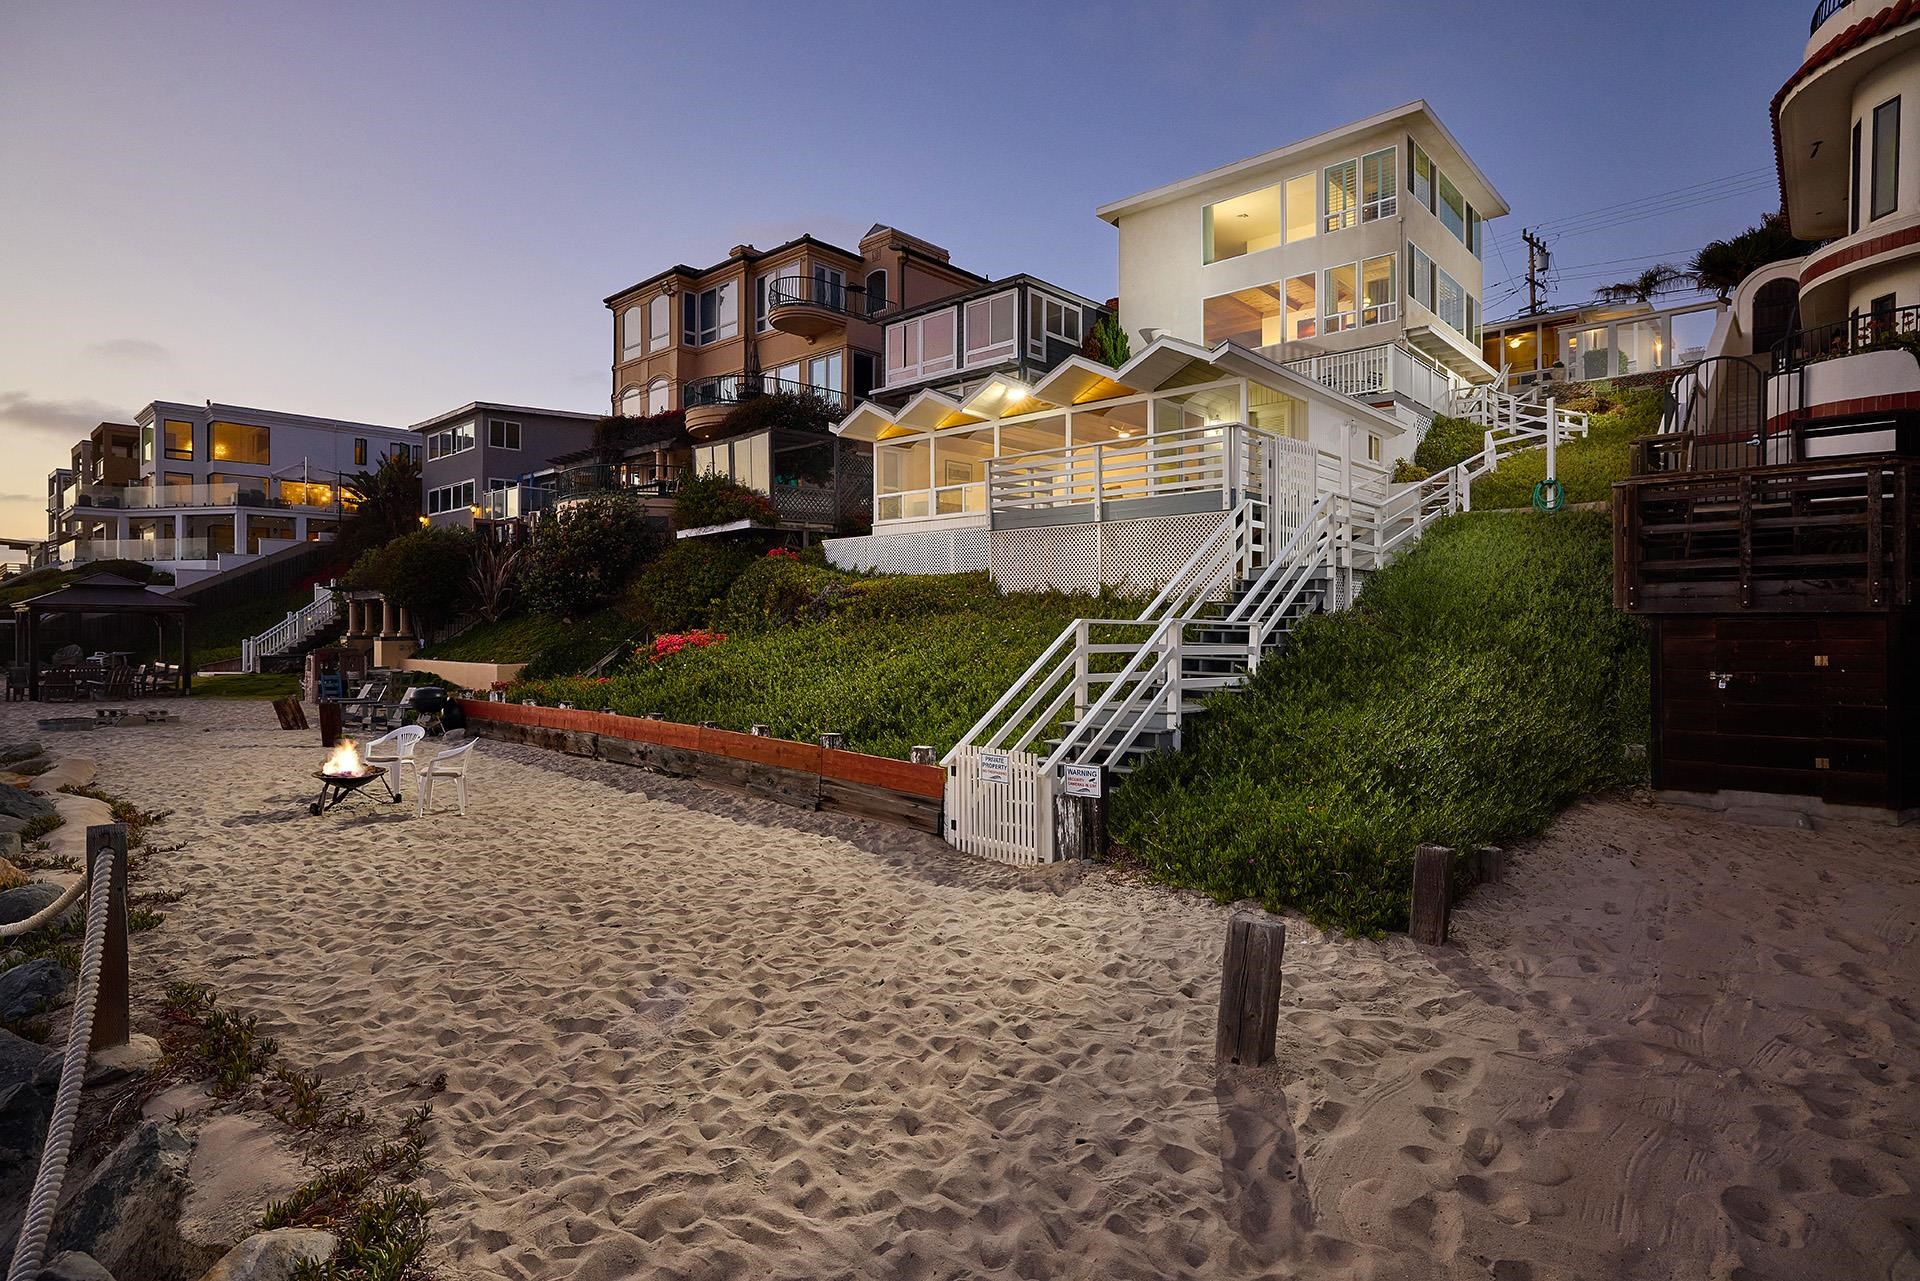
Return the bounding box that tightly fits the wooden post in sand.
[819,732,845,750]
[750,724,772,737]
[1410,844,1454,945]
[909,745,936,765]
[1051,766,1106,862]
[317,700,342,748]
[88,824,130,1052]
[1215,908,1285,1070]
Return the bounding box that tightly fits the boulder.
[0,1027,58,1200]
[48,1120,220,1281]
[0,742,46,765]
[0,783,55,825]
[29,759,96,794]
[0,957,72,1023]
[178,1116,310,1262]
[193,1229,337,1281]
[36,1252,116,1281]
[0,857,28,892]
[0,883,76,931]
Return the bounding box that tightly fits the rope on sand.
[5,844,116,1281]
[0,875,89,940]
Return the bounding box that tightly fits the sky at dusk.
[1,0,1811,538]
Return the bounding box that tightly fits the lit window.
[1202,185,1281,263]
[1321,263,1358,333]
[964,291,1019,366]
[1361,147,1397,221]
[1285,274,1317,342]
[1204,284,1282,348]
[163,419,193,461]
[1323,159,1358,233]
[353,437,367,466]
[1361,255,1397,326]
[210,421,270,465]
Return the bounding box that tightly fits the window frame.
[964,290,1020,367]
[681,282,739,347]
[209,420,271,466]
[1872,96,1901,222]
[163,418,194,462]
[621,305,645,358]
[426,420,475,461]
[1283,172,1317,244]
[884,308,959,384]
[1852,118,1864,234]
[487,419,522,450]
[1360,146,1398,222]
[353,437,367,467]
[647,294,670,352]
[1323,158,1359,234]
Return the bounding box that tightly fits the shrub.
[518,494,660,618]
[646,629,726,663]
[1082,313,1131,367]
[1107,511,1649,936]
[673,473,780,530]
[628,539,759,633]
[1391,460,1431,484]
[341,526,475,627]
[1413,414,1485,473]
[714,390,836,437]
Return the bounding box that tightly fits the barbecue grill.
[310,765,392,815]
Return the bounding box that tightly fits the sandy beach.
[5,698,1915,1281]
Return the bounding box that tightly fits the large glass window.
[163,419,193,461]
[682,282,737,346]
[647,294,669,352]
[875,437,932,520]
[1283,173,1316,243]
[1323,159,1358,233]
[1409,245,1434,310]
[646,379,670,416]
[487,419,521,449]
[1285,274,1317,342]
[964,291,1018,365]
[805,352,844,398]
[426,420,474,460]
[1322,264,1357,333]
[1873,97,1901,221]
[1361,147,1397,221]
[1203,284,1282,348]
[934,428,993,514]
[1203,185,1281,262]
[1434,267,1466,334]
[1411,140,1433,210]
[622,305,645,357]
[210,421,270,465]
[1361,255,1397,326]
[884,309,957,384]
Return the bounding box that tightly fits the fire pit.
[309,738,397,815]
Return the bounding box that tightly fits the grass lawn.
[194,672,303,700]
[1467,387,1662,510]
[1108,510,1649,936]
[512,573,1102,760]
[419,605,634,678]
[190,582,335,668]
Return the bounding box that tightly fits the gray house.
[410,402,602,527]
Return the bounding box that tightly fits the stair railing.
[239,583,340,673]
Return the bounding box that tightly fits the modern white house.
[824,335,1403,592]
[1095,101,1508,439]
[1676,0,1920,461]
[46,401,417,584]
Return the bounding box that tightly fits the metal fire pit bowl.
[309,765,394,815]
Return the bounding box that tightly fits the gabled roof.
[1096,100,1509,223]
[833,336,1405,441]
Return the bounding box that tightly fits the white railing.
[1279,341,1466,413]
[74,482,242,509]
[72,538,211,563]
[240,582,340,673]
[990,423,1254,519]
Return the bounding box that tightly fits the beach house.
[43,401,416,585]
[1616,0,1920,818]
[1097,101,1508,437]
[409,402,603,527]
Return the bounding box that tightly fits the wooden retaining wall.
[456,700,945,833]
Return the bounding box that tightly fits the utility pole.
[1521,229,1550,315]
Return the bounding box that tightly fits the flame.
[322,738,364,777]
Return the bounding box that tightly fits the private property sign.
[978,752,1011,785]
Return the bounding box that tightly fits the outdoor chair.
[4,666,27,702]
[98,666,136,701]
[415,738,476,817]
[340,681,380,729]
[40,669,79,703]
[364,725,427,799]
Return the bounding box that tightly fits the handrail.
[766,274,887,319]
[1770,303,1920,373]
[1810,0,1853,33]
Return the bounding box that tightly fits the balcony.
[765,275,885,338]
[682,373,851,437]
[1277,341,1464,413]
[1810,0,1852,34]
[73,538,212,564]
[554,462,684,502]
[1772,304,1920,373]
[477,484,556,522]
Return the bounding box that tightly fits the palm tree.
[1593,264,1688,307]
[340,450,422,553]
[1689,212,1821,300]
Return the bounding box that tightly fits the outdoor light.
[1507,336,1522,349]
[418,515,429,527]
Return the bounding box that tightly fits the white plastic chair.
[364,725,426,799]
[415,738,477,817]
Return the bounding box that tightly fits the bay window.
[884,308,957,384]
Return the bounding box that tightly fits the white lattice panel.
[991,525,1099,595]
[823,529,989,575]
[1097,512,1230,599]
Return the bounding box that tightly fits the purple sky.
[1,0,1811,538]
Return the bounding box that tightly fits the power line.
[1484,166,1773,249]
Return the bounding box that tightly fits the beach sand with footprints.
[5,697,1914,1280]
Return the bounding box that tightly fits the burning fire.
[322,738,365,777]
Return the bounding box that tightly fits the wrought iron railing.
[555,462,684,498]
[681,373,848,411]
[766,274,886,319]
[1810,0,1853,34]
[1772,303,1920,373]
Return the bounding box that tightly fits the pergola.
[11,572,196,698]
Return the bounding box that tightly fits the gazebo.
[11,572,196,699]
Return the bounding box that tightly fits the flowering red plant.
[644,629,727,663]
[766,547,799,561]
